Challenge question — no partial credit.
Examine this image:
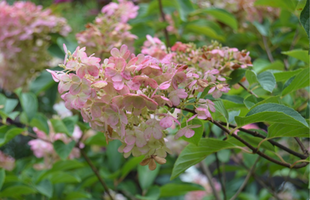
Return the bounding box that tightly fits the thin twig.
[231,154,281,200]
[27,126,113,199]
[220,122,308,159]
[289,28,299,51]
[215,152,226,200]
[200,162,221,200]
[158,0,170,47]
[238,82,258,97]
[27,132,52,144]
[173,106,309,169]
[213,120,307,169]
[294,137,309,156]
[80,149,114,200]
[229,156,260,200]
[262,36,274,62]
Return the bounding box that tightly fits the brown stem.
[294,137,309,156]
[289,28,299,51]
[158,0,170,47]
[200,162,221,200]
[27,133,52,144]
[222,122,308,159]
[262,36,274,62]
[215,153,226,200]
[80,149,114,200]
[238,82,258,97]
[214,121,308,169]
[173,106,309,169]
[229,156,260,200]
[231,154,281,200]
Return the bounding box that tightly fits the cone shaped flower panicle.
[48,35,252,170]
[76,0,138,59]
[0,1,71,91]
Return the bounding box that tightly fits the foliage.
[0,0,309,200]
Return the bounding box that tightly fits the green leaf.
[160,183,204,197]
[253,21,268,36]
[205,8,238,30]
[245,70,258,86]
[0,126,24,147]
[220,94,244,105]
[138,164,160,190]
[0,169,5,191]
[254,60,285,73]
[282,67,310,96]
[181,118,204,145]
[20,92,38,121]
[107,140,123,172]
[273,69,303,82]
[65,191,91,200]
[252,59,269,73]
[50,119,69,136]
[121,156,144,179]
[213,100,229,122]
[62,116,78,136]
[30,70,56,95]
[257,71,276,93]
[0,185,37,197]
[85,132,106,146]
[300,0,310,42]
[227,68,246,85]
[3,98,18,114]
[7,111,19,120]
[50,160,85,172]
[235,103,309,128]
[176,0,194,21]
[254,0,295,11]
[250,96,281,110]
[171,138,236,179]
[47,171,81,184]
[217,149,231,162]
[30,113,49,135]
[0,94,6,111]
[244,95,261,109]
[282,49,309,63]
[48,43,65,59]
[268,124,309,138]
[136,186,160,200]
[53,140,76,160]
[185,20,225,41]
[36,180,53,198]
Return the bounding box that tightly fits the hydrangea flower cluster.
[0,151,15,171]
[48,36,251,170]
[76,0,138,59]
[142,35,252,98]
[193,0,279,26]
[28,124,83,170]
[28,102,91,169]
[0,1,71,91]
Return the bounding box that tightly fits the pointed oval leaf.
[20,92,38,121]
[257,71,276,93]
[282,67,310,96]
[268,123,309,138]
[235,103,308,128]
[171,138,236,180]
[138,163,160,190]
[53,140,76,160]
[160,183,204,197]
[0,169,5,191]
[0,126,24,147]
